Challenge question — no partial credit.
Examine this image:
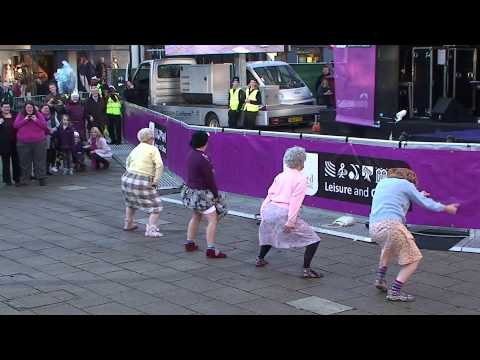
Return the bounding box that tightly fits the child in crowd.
[40,104,60,175]
[72,131,86,172]
[85,127,112,170]
[55,114,75,175]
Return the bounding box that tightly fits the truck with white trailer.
[128,57,324,127]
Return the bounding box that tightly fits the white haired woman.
[257,146,323,278]
[121,128,164,237]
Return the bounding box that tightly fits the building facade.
[0,45,129,95]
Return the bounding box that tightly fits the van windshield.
[253,65,305,89]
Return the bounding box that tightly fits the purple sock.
[376,266,388,281]
[391,279,404,294]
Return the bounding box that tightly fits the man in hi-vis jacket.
[227,76,245,128]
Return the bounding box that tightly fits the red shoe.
[185,242,199,252]
[206,248,227,258]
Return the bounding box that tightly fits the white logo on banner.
[324,161,336,177]
[348,164,360,180]
[149,121,155,131]
[362,166,374,182]
[283,152,318,196]
[376,168,388,183]
[337,163,348,179]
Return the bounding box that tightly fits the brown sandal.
[123,219,138,231]
[123,225,138,231]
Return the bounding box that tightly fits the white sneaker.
[50,166,58,174]
[68,168,74,176]
[145,224,163,237]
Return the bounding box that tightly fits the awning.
[30,45,113,51]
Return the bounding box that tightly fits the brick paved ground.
[0,161,479,315]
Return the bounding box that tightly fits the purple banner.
[333,46,376,127]
[164,45,284,56]
[124,103,480,229]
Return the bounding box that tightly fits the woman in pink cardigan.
[14,102,50,186]
[257,146,322,278]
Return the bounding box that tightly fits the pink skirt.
[259,203,320,249]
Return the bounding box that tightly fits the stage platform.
[316,109,480,142]
[393,118,480,142]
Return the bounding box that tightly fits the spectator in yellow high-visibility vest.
[105,86,123,145]
[244,79,262,130]
[227,76,245,128]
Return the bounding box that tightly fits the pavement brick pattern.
[0,162,479,315]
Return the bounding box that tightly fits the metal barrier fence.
[12,92,91,112]
[124,101,480,224]
[123,102,480,251]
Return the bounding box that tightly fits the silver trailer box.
[180,64,232,105]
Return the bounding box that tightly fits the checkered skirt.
[181,185,228,219]
[121,171,163,214]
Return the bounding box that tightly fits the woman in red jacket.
[14,102,50,186]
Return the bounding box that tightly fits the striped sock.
[391,279,404,294]
[207,244,215,249]
[185,240,194,245]
[376,266,388,281]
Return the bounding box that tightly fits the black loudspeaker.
[375,46,399,123]
[432,98,473,123]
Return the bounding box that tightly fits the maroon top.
[185,149,219,198]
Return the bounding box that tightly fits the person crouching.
[121,128,164,237]
[85,127,112,170]
[369,168,459,302]
[257,146,323,279]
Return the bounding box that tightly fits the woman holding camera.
[14,102,50,186]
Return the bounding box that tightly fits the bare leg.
[124,207,136,229]
[396,260,420,283]
[378,247,391,268]
[205,212,218,246]
[125,207,135,222]
[148,212,160,227]
[187,211,202,242]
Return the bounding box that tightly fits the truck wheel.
[206,113,220,128]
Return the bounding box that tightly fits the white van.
[130,58,322,127]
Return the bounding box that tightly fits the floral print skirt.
[370,220,423,266]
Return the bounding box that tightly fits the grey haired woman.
[121,128,164,237]
[257,146,323,278]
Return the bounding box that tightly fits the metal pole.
[130,45,140,69]
[237,53,247,87]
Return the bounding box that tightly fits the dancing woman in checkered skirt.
[121,128,164,237]
[181,131,228,258]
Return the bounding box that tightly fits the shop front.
[1,45,130,97]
